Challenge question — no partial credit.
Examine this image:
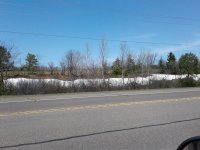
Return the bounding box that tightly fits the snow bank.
[4,74,200,87]
[5,78,72,87]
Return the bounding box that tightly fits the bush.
[0,82,3,95]
[149,79,178,89]
[126,81,142,89]
[12,80,71,95]
[0,82,14,95]
[1,77,200,95]
[178,77,197,87]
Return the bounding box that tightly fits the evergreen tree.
[25,53,38,73]
[178,52,199,77]
[198,62,200,74]
[111,58,122,76]
[166,52,177,74]
[125,54,135,76]
[158,57,166,74]
[0,45,13,94]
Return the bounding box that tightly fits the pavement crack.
[1,117,200,149]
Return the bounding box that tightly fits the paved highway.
[0,88,200,150]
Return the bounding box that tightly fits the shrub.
[12,80,71,95]
[1,77,200,95]
[149,79,178,89]
[178,77,197,87]
[0,81,14,95]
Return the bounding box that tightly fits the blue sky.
[1,0,200,66]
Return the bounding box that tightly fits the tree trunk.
[5,69,8,80]
[122,69,124,88]
[0,69,4,92]
[187,73,190,78]
[148,68,150,88]
[102,67,105,83]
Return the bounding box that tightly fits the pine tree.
[111,58,122,76]
[0,45,13,94]
[125,54,135,76]
[166,52,177,74]
[178,52,199,77]
[25,53,38,73]
[158,57,166,74]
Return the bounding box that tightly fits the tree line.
[1,40,200,94]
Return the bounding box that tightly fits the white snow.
[4,74,200,87]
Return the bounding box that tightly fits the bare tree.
[137,50,157,87]
[48,61,55,75]
[65,50,82,81]
[84,43,93,79]
[60,58,67,76]
[90,62,98,78]
[145,51,157,87]
[145,51,157,77]
[120,42,128,87]
[137,50,147,85]
[99,38,108,82]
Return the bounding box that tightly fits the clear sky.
[1,0,200,66]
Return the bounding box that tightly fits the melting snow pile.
[5,74,200,87]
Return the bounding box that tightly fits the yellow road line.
[0,96,200,117]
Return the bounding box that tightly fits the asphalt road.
[0,88,200,150]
